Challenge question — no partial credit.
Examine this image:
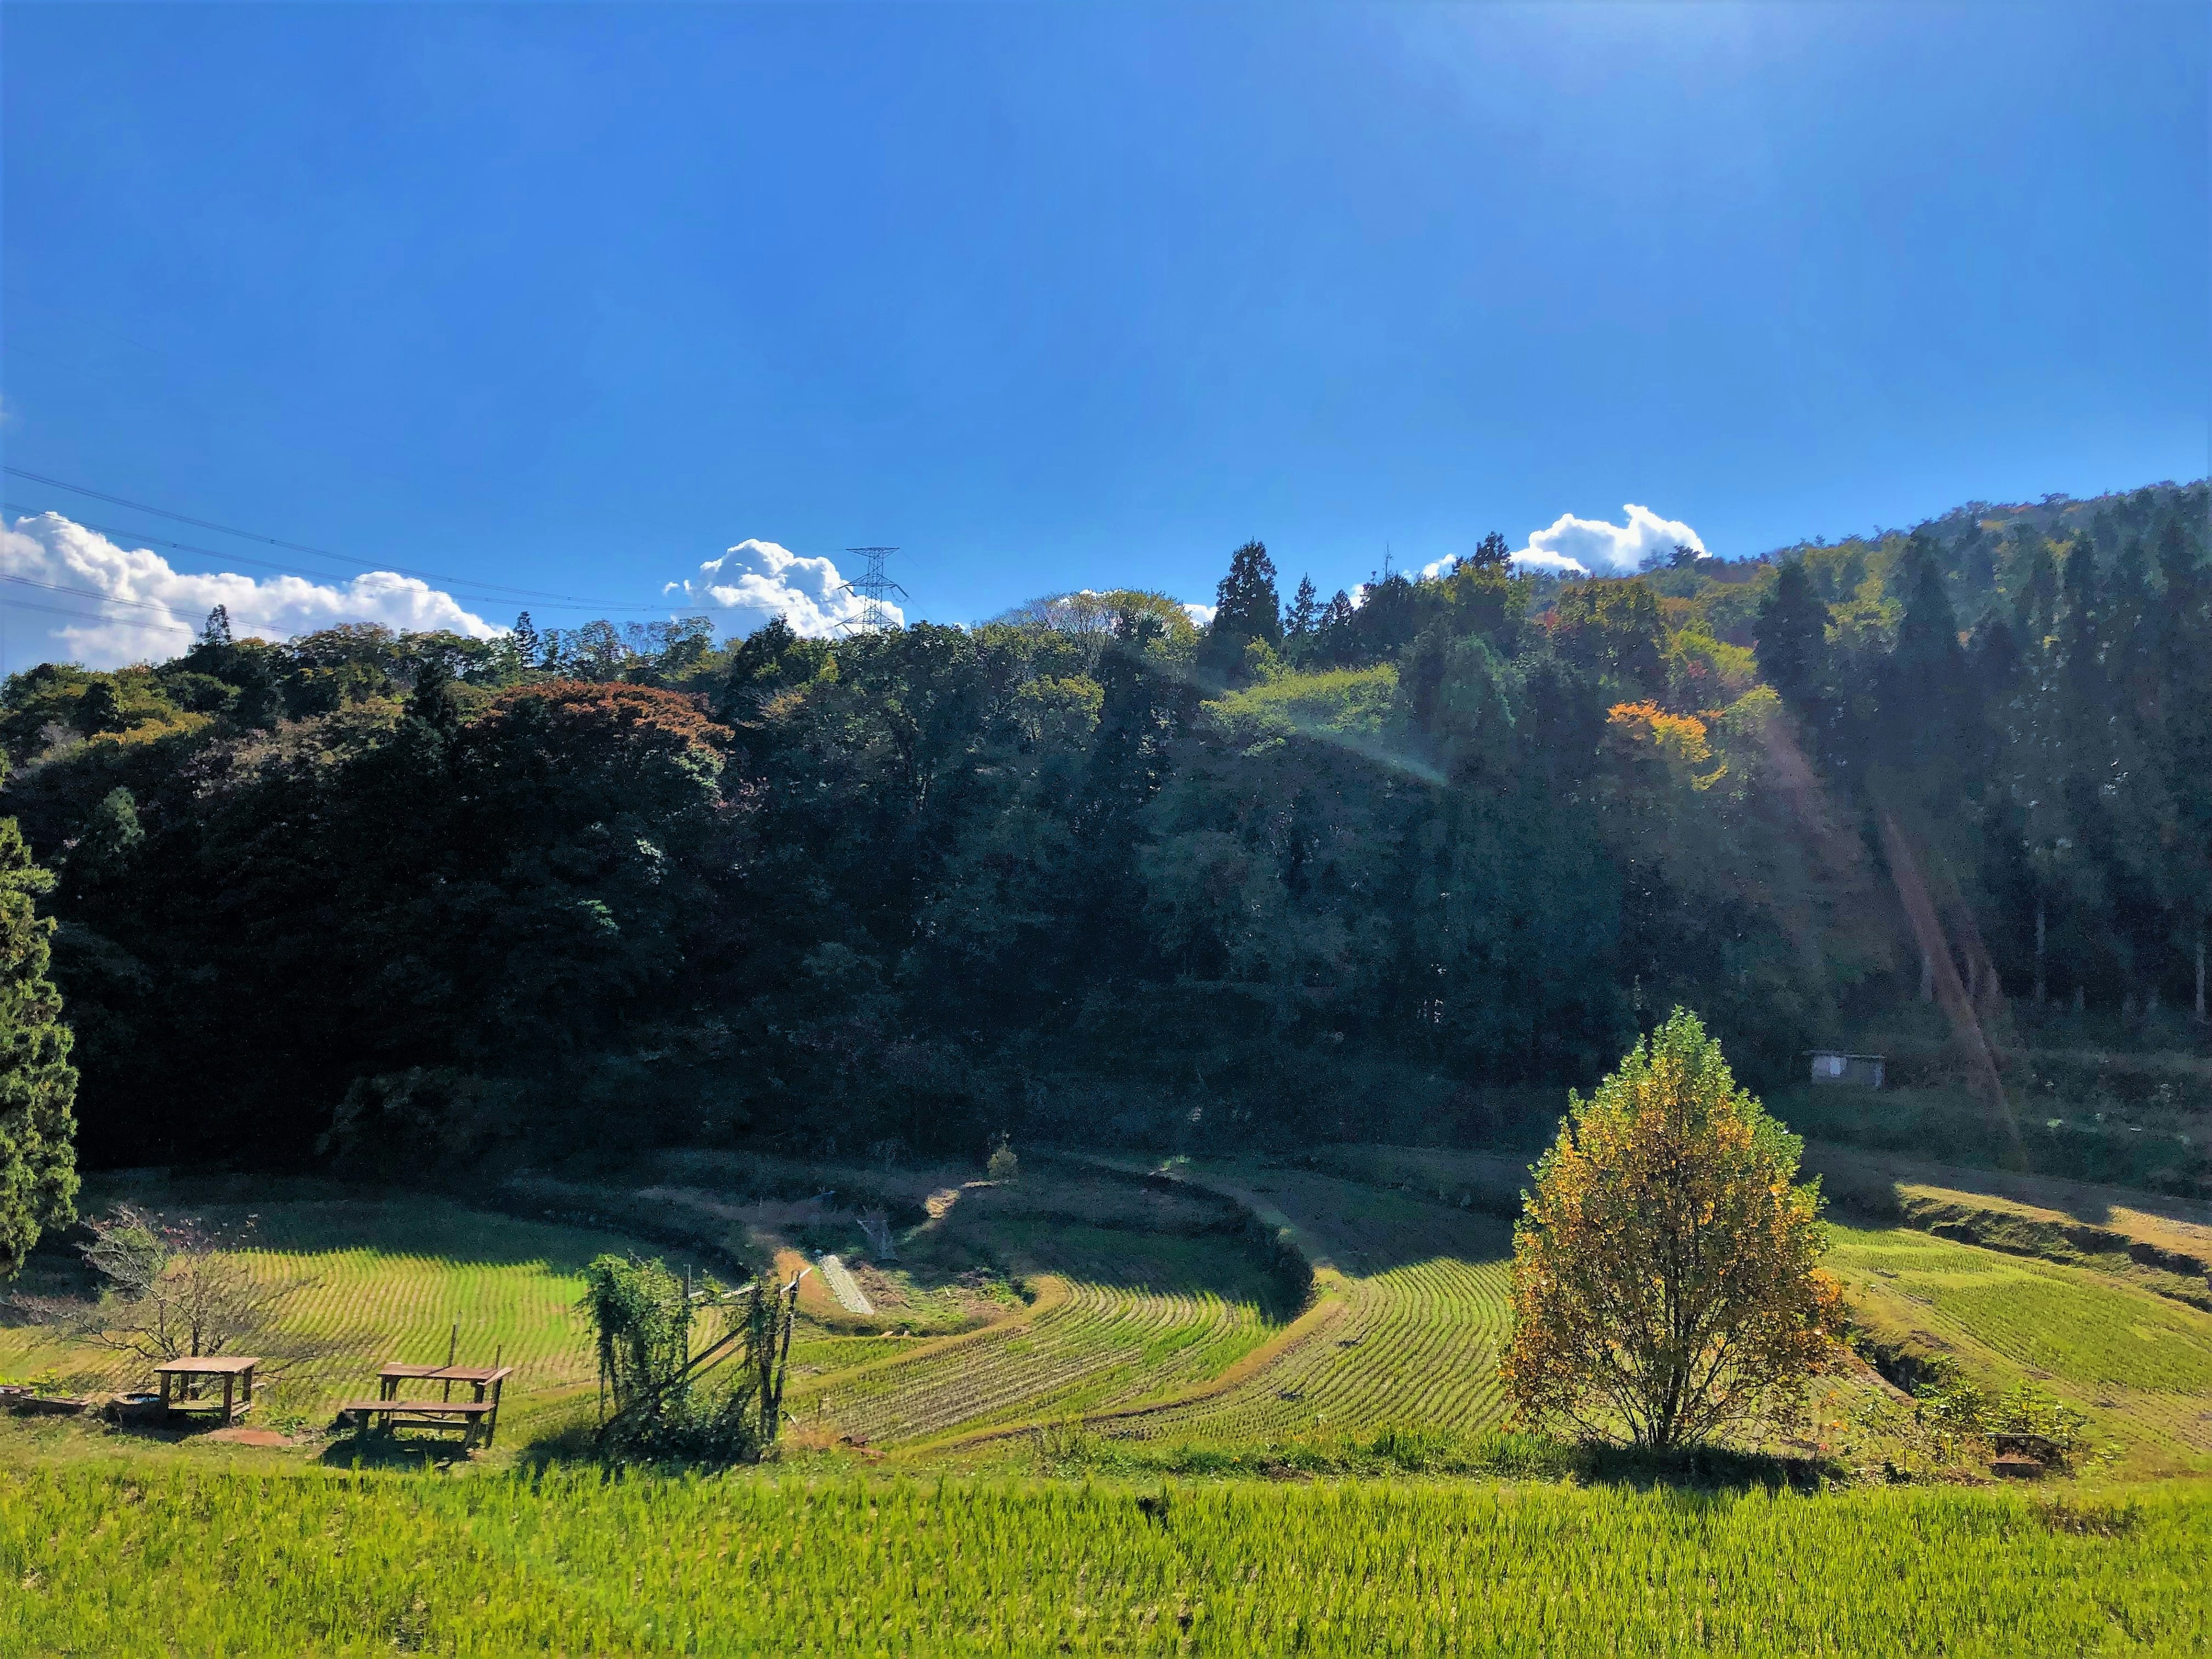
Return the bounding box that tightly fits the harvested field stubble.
[0,1465,2204,1655]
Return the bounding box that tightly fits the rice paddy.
[809,1226,1278,1445]
[6,1152,2212,1652]
[14,1160,2209,1478]
[1828,1224,2212,1464]
[0,1192,688,1420]
[2,1464,2203,1656]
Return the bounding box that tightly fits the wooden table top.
[154,1356,260,1374]
[377,1363,514,1384]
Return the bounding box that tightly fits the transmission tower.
[836,546,906,633]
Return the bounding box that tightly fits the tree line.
[1,480,2204,1175]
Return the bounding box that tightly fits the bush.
[986,1137,1019,1183]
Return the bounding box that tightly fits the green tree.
[77,680,125,736]
[1501,1009,1845,1449]
[0,817,79,1278]
[1202,540,1282,681]
[1752,560,1831,722]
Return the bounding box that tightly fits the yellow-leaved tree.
[1501,1008,1846,1449]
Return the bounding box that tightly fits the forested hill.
[5,480,2207,1172]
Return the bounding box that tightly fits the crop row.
[1828,1224,2212,1455]
[1119,1252,1516,1442]
[810,1271,1270,1445]
[6,1464,2206,1654]
[0,1198,635,1403]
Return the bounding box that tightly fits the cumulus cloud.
[2,512,499,671]
[1419,505,1707,579]
[663,540,902,638]
[1514,504,1705,575]
[1181,601,1217,629]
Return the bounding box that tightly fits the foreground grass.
[2,1465,2206,1655]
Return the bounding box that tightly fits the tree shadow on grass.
[1569,1441,1842,1493]
[317,1427,478,1472]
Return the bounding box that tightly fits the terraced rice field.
[808,1226,1277,1445]
[1104,1168,1520,1442]
[1829,1223,2212,1463]
[0,1196,666,1408]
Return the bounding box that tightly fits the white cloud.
[1516,504,1705,575]
[664,540,902,639]
[2,512,499,671]
[1419,505,1707,579]
[1181,601,1217,629]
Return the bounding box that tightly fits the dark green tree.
[77,680,124,736]
[1753,561,1831,722]
[1202,540,1282,682]
[0,816,78,1277]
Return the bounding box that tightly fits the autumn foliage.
[1501,1008,1847,1449]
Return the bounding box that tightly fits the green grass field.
[1830,1226,2212,1468]
[3,1464,2205,1656]
[10,1156,2211,1478]
[7,1151,2212,1653]
[0,1188,692,1429]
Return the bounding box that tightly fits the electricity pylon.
[836,547,906,633]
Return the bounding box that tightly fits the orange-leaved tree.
[1501,1008,1847,1449]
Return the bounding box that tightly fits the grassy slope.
[1830,1227,2212,1471]
[9,1149,2209,1476]
[1071,1149,2212,1477]
[2,1464,2204,1656]
[0,1187,684,1431]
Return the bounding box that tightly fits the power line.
[0,596,191,635]
[3,503,681,615]
[0,573,199,613]
[4,467,649,608]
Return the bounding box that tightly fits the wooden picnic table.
[342,1363,514,1449]
[154,1355,260,1424]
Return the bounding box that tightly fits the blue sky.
[3,2,2206,662]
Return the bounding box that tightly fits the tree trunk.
[2035,902,2047,1006]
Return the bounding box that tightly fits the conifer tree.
[0,816,78,1279]
[1752,561,1830,723]
[1209,541,1282,650]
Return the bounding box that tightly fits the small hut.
[1805,1050,1885,1089]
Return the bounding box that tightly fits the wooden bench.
[345,1362,514,1448]
[339,1397,501,1448]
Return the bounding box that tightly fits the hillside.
[3,479,2205,1186]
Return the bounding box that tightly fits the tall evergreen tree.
[2156,520,2212,1017]
[1208,541,1282,652]
[1885,544,1968,771]
[1753,561,1831,723]
[0,816,78,1278]
[1283,575,1320,640]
